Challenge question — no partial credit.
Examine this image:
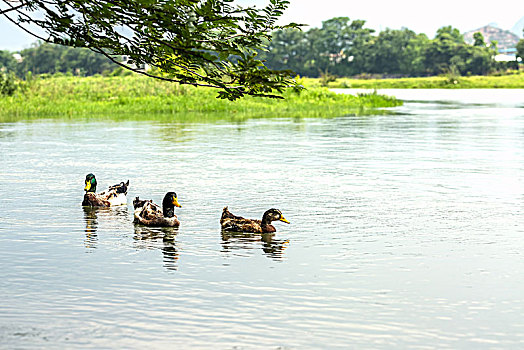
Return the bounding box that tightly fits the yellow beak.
[280,216,290,224]
[84,181,91,191]
[172,196,181,208]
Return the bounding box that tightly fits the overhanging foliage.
[0,0,302,100]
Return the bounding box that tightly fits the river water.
[1,89,523,349]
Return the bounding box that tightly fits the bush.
[319,69,337,87]
[0,72,17,96]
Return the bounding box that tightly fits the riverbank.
[305,71,524,89]
[0,75,402,122]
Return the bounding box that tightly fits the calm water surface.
[1,89,523,349]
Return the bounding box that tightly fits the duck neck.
[261,224,276,233]
[163,204,175,218]
[261,213,275,232]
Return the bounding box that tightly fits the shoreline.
[304,72,524,89]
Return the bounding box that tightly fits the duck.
[82,173,129,207]
[220,207,290,233]
[133,192,182,227]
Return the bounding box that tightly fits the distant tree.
[0,50,17,72]
[260,19,497,78]
[0,70,17,96]
[517,39,524,61]
[473,32,485,47]
[258,28,310,75]
[403,33,430,76]
[342,19,375,75]
[464,45,493,75]
[422,26,496,76]
[0,0,301,100]
[436,26,465,44]
[306,17,374,77]
[17,42,61,75]
[365,28,429,76]
[423,26,466,75]
[259,17,374,77]
[15,42,118,76]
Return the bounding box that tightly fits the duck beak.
[280,216,290,224]
[172,196,182,208]
[84,181,91,191]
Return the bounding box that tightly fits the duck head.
[162,192,182,218]
[262,208,290,226]
[84,173,97,193]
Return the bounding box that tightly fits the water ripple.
[1,90,524,348]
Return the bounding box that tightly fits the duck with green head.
[82,173,129,207]
[133,192,182,227]
[220,207,290,233]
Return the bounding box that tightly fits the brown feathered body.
[220,207,276,233]
[133,197,180,227]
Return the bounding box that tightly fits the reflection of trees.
[154,124,193,144]
[133,226,180,271]
[220,231,290,260]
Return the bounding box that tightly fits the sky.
[1,0,523,51]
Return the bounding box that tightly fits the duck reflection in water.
[83,206,99,249]
[83,206,130,249]
[221,231,290,260]
[133,225,180,271]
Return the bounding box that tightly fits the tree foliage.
[423,26,496,76]
[260,17,374,77]
[517,39,524,61]
[0,71,17,95]
[12,41,118,76]
[0,50,17,71]
[259,20,499,78]
[473,32,485,47]
[365,28,428,76]
[0,0,301,100]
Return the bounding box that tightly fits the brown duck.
[133,192,182,227]
[220,207,290,233]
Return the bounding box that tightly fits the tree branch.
[0,1,28,16]
[90,46,230,89]
[1,12,53,45]
[1,0,299,100]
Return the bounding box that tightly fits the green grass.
[304,71,524,89]
[0,75,402,122]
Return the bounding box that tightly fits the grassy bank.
[305,71,524,89]
[0,75,402,122]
